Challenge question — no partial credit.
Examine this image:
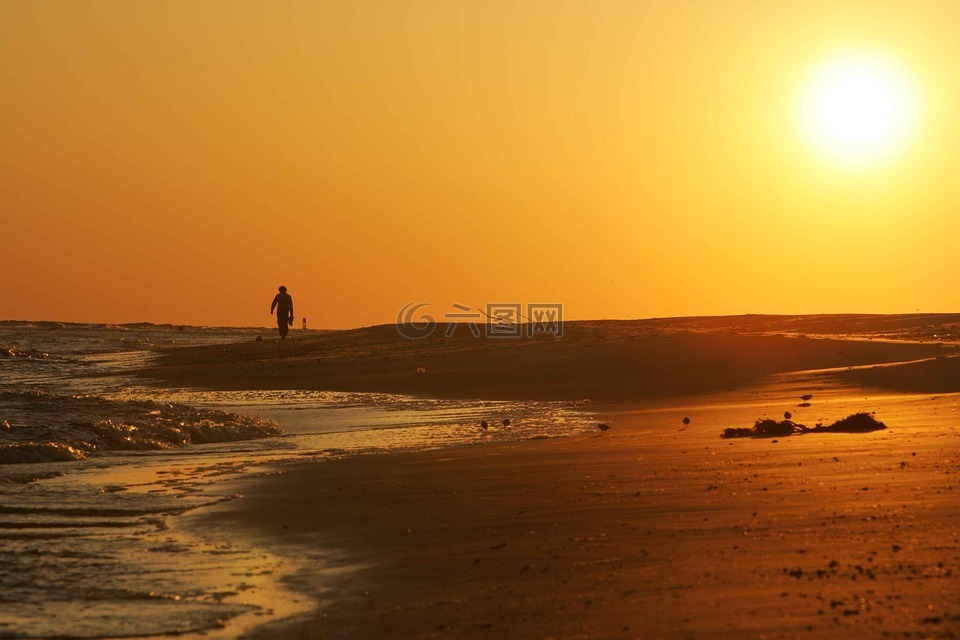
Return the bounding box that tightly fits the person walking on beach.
[270,286,294,339]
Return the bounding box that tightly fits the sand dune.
[138,316,957,401]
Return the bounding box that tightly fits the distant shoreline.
[6,311,960,335]
[134,315,960,402]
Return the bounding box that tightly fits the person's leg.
[278,317,288,338]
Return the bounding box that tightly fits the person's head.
[278,286,287,293]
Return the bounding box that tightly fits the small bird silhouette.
[681,416,691,429]
[784,411,792,420]
[480,420,489,430]
[800,394,813,401]
[502,418,511,427]
[597,423,610,435]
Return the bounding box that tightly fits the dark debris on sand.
[721,412,886,439]
[821,412,887,433]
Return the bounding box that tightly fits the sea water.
[0,322,594,638]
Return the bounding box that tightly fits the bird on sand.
[800,394,813,401]
[681,416,691,429]
[597,423,610,435]
[502,418,511,427]
[480,420,489,430]
[784,411,792,420]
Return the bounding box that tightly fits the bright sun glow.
[800,53,919,167]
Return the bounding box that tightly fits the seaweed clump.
[721,412,886,439]
[722,418,804,439]
[813,412,886,433]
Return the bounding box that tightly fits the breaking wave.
[0,390,282,464]
[0,344,50,359]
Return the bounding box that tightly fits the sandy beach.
[11,3,960,637]
[133,315,960,638]
[138,315,959,401]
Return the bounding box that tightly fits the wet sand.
[140,316,960,638]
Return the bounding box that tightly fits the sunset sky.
[3,1,959,328]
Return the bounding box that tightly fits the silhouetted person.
[270,286,294,339]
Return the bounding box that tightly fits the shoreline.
[197,384,960,639]
[130,316,960,638]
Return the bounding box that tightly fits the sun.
[799,53,919,167]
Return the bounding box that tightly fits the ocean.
[0,322,594,638]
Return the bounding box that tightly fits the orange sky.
[2,1,959,328]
